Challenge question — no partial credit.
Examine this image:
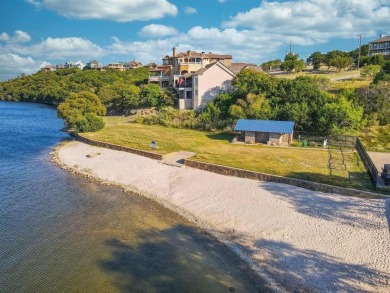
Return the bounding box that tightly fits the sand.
[55,141,390,292]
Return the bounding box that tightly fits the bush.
[57,91,106,128]
[75,113,105,132]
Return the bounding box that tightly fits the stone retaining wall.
[76,134,163,160]
[184,159,385,199]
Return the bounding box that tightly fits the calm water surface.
[0,102,267,292]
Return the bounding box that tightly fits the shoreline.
[51,142,283,292]
[52,140,390,292]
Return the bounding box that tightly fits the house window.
[194,90,198,98]
[194,77,198,86]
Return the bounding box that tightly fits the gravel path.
[56,141,390,292]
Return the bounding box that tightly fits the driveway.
[368,152,390,186]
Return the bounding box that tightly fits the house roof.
[229,63,264,74]
[164,51,232,60]
[193,61,236,77]
[370,36,390,43]
[234,119,295,134]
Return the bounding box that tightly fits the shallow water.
[0,101,267,292]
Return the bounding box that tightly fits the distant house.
[124,60,143,70]
[369,34,390,58]
[106,63,125,71]
[234,119,295,145]
[144,63,158,69]
[84,60,104,71]
[41,65,57,72]
[64,61,84,70]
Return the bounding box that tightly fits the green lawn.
[82,117,373,191]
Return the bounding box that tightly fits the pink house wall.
[194,63,235,109]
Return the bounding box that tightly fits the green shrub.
[75,113,105,132]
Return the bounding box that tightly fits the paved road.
[368,152,390,186]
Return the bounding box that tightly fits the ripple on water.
[0,102,269,293]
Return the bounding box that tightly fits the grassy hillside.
[273,69,372,93]
[359,125,390,152]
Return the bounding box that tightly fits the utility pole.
[357,34,363,69]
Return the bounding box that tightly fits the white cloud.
[0,54,38,80]
[0,33,9,42]
[108,26,284,66]
[0,30,31,44]
[139,24,178,37]
[20,37,105,59]
[184,7,197,14]
[217,0,226,3]
[0,35,105,79]
[26,0,178,22]
[222,0,390,44]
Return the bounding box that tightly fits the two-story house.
[149,48,235,109]
[369,34,390,58]
[149,48,263,110]
[177,61,236,110]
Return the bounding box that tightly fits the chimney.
[172,47,176,57]
[380,33,384,39]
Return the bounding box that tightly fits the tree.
[357,83,390,125]
[228,93,271,120]
[159,87,177,107]
[329,55,353,72]
[360,64,381,78]
[319,95,365,134]
[261,59,282,71]
[75,113,105,132]
[57,91,106,131]
[232,69,278,98]
[280,53,305,72]
[324,50,348,70]
[110,82,140,112]
[307,51,325,70]
[382,61,390,74]
[139,84,162,107]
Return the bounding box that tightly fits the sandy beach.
[55,141,390,292]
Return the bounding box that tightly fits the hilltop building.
[369,34,390,58]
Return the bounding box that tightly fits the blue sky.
[1,0,389,80]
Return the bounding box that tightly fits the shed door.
[255,132,269,143]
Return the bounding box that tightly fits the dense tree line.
[0,67,174,110]
[1,54,389,134]
[263,45,376,73]
[0,67,177,132]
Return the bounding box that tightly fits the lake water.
[0,101,267,292]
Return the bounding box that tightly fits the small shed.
[234,119,295,145]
